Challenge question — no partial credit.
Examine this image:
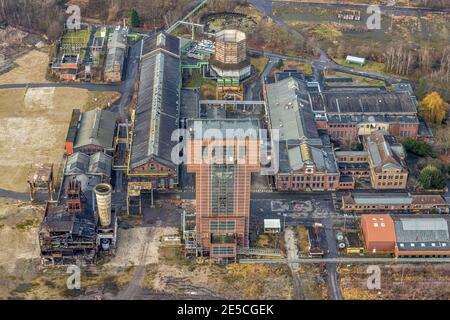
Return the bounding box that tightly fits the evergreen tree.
[131,8,140,28]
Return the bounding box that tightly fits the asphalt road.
[0,82,121,91]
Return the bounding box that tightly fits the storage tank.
[94,183,112,227]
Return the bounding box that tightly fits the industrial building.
[311,88,419,143]
[127,32,180,213]
[265,77,340,191]
[65,108,117,156]
[361,214,396,253]
[209,29,251,82]
[264,76,420,144]
[104,26,128,82]
[51,54,80,81]
[342,193,449,213]
[40,108,117,264]
[39,174,117,265]
[364,130,408,189]
[186,118,260,261]
[361,214,450,257]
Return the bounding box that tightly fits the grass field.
[183,69,217,99]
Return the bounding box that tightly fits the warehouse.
[360,214,396,253]
[67,108,117,155]
[393,217,450,257]
[128,32,180,191]
[360,215,450,257]
[342,193,449,213]
[265,77,340,191]
[104,26,128,82]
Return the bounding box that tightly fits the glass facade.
[211,164,235,215]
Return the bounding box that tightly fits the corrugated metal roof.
[395,218,450,243]
[353,193,413,205]
[266,77,320,144]
[65,152,112,177]
[130,33,180,170]
[74,108,116,149]
[105,46,125,73]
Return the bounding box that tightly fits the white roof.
[264,219,281,229]
[346,55,366,64]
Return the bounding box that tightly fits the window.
[212,246,234,255]
[210,220,235,232]
[211,164,235,215]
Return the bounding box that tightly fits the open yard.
[0,50,49,84]
[339,263,450,300]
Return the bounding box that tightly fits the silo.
[94,183,112,227]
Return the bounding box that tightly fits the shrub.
[403,138,433,157]
[418,165,446,190]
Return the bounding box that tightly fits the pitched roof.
[365,131,406,173]
[65,152,112,177]
[130,33,180,170]
[310,90,417,114]
[266,77,320,145]
[74,108,116,150]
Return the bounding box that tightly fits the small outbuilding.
[264,219,281,233]
[346,55,366,66]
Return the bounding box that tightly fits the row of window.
[376,174,405,179]
[210,220,235,232]
[377,181,405,187]
[212,247,234,255]
[280,175,337,182]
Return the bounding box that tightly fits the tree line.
[0,0,65,40]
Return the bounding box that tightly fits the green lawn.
[335,58,386,73]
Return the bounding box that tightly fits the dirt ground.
[107,226,178,267]
[0,87,90,193]
[0,86,119,194]
[0,50,49,84]
[145,250,294,300]
[339,263,450,300]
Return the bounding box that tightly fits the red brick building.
[186,119,260,260]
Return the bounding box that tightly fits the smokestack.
[94,183,112,227]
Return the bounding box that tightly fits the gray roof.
[130,33,180,170]
[186,119,260,138]
[65,152,112,177]
[105,46,125,73]
[74,108,116,150]
[108,27,128,49]
[142,32,180,57]
[310,90,417,114]
[266,77,320,145]
[353,193,413,205]
[394,218,450,251]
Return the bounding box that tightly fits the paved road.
[0,82,121,91]
[322,217,342,300]
[245,56,278,100]
[240,257,450,264]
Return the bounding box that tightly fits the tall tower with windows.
[186,119,260,260]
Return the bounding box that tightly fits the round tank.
[338,242,346,249]
[336,233,344,241]
[94,183,112,227]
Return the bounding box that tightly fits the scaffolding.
[126,181,152,215]
[27,163,54,202]
[181,210,198,257]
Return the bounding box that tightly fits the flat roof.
[264,219,281,229]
